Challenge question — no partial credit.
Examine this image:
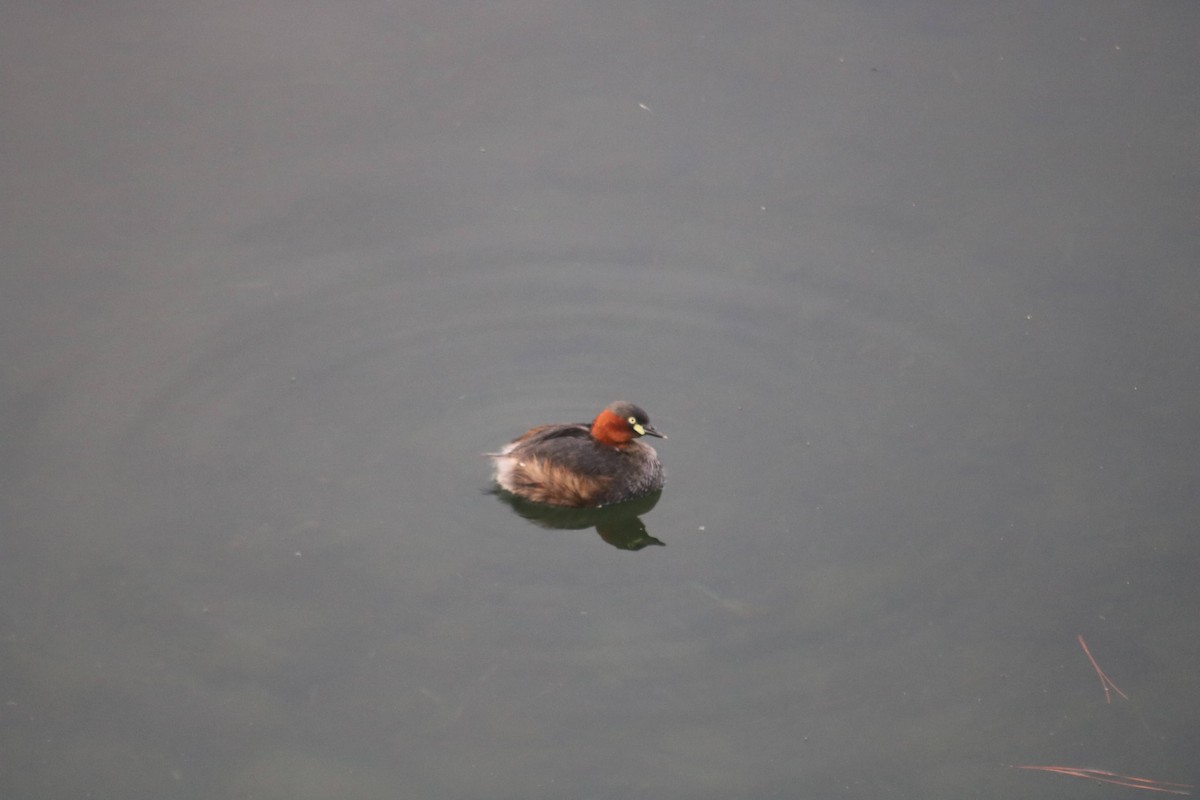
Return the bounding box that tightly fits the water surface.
[3,2,1198,798]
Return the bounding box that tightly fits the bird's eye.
[628,417,637,425]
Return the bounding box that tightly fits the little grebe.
[491,401,666,507]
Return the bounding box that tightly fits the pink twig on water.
[1013,765,1193,795]
[1077,634,1130,703]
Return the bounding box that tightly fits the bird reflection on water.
[491,489,664,550]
